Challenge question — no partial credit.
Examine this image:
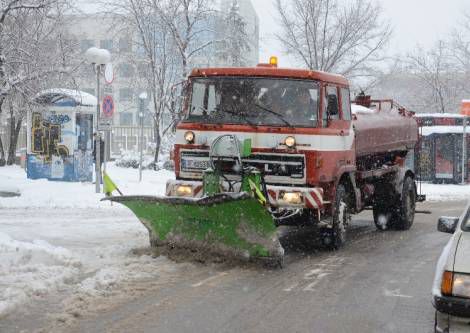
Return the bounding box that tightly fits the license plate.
[182,159,209,170]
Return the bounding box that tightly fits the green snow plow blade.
[104,193,284,263]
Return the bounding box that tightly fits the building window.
[100,39,113,51]
[137,63,148,76]
[119,38,132,53]
[136,44,146,57]
[119,88,133,102]
[119,63,134,78]
[80,39,94,53]
[120,112,133,126]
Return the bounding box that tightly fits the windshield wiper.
[253,103,293,128]
[222,107,258,128]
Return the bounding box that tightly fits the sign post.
[101,94,114,172]
[101,63,114,174]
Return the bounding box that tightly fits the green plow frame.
[104,193,284,263]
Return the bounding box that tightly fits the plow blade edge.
[104,193,284,262]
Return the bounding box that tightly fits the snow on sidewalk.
[419,182,470,202]
[0,164,177,318]
[0,163,174,208]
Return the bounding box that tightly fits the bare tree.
[216,0,251,67]
[451,12,470,96]
[0,0,76,165]
[103,0,218,163]
[275,0,391,77]
[112,0,181,165]
[405,40,464,114]
[155,0,216,80]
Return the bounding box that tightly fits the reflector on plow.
[103,193,284,264]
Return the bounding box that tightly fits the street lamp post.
[138,92,148,182]
[463,116,467,184]
[85,47,111,193]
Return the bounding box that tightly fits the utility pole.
[463,117,467,184]
[95,67,102,192]
[138,92,148,182]
[85,47,111,193]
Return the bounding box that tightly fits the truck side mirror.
[437,216,459,234]
[327,95,339,119]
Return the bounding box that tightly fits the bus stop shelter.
[415,113,470,184]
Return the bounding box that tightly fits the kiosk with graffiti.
[27,89,97,182]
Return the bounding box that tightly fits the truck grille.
[180,150,305,180]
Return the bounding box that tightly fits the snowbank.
[0,163,174,209]
[0,232,82,316]
[419,182,470,202]
[0,163,178,318]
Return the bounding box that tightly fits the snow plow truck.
[106,57,419,266]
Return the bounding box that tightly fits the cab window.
[323,86,339,126]
[341,88,352,120]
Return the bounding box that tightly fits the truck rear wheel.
[323,184,350,249]
[373,204,393,231]
[394,176,416,230]
[373,182,395,231]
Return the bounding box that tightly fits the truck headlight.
[279,191,303,204]
[284,136,296,148]
[453,273,470,298]
[441,271,470,298]
[184,131,195,144]
[175,185,193,197]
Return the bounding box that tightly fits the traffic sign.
[102,95,114,118]
[104,63,114,84]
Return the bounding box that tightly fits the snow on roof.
[351,104,376,114]
[415,113,464,118]
[35,89,97,107]
[420,125,470,136]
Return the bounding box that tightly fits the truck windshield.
[185,77,319,127]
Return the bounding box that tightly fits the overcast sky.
[251,0,470,67]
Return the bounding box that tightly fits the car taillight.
[441,271,454,296]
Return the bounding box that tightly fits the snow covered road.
[1,163,470,328]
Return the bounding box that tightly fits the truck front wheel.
[394,176,416,230]
[322,184,350,249]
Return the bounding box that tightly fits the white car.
[433,204,470,332]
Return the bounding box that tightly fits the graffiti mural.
[31,112,70,161]
[27,110,93,182]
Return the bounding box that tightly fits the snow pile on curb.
[420,183,470,202]
[0,232,82,317]
[0,178,20,196]
[0,164,174,209]
[115,151,157,170]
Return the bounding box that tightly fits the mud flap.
[103,193,284,262]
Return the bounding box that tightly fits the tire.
[394,176,416,230]
[323,184,350,249]
[373,204,393,231]
[372,182,395,231]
